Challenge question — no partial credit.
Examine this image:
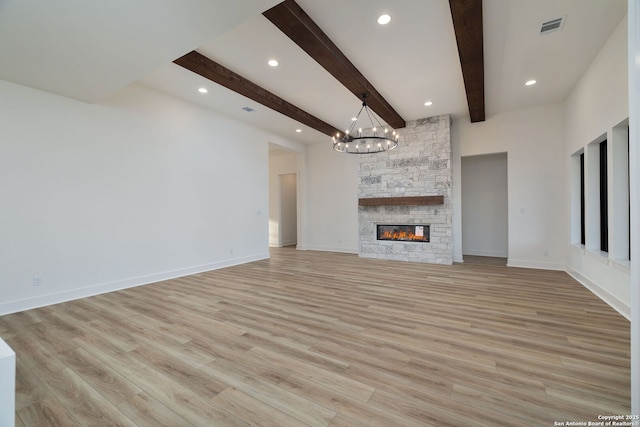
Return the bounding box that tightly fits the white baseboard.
[463,249,508,258]
[566,267,630,320]
[269,241,297,248]
[297,245,358,254]
[0,252,270,316]
[506,258,564,271]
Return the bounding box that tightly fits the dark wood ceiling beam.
[174,51,342,138]
[449,0,485,122]
[263,0,406,129]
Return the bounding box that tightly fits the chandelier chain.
[332,93,399,154]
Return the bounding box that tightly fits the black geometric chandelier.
[332,94,399,154]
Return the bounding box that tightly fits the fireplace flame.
[380,230,427,242]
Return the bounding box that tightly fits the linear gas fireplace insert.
[377,224,430,242]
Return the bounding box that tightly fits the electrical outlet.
[32,275,42,286]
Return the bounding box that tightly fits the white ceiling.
[0,0,279,102]
[0,0,627,146]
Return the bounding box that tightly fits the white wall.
[452,103,566,270]
[302,142,359,253]
[268,151,297,246]
[564,15,630,317]
[565,17,629,156]
[0,79,295,315]
[461,153,508,257]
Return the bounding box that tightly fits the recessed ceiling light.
[268,59,279,67]
[351,117,358,121]
[525,79,537,86]
[377,14,391,25]
[198,87,208,94]
[424,101,433,106]
[295,129,302,133]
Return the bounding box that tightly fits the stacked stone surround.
[358,115,452,264]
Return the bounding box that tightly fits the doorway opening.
[279,173,297,246]
[461,153,508,264]
[269,147,298,248]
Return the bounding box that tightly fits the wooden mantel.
[358,196,444,206]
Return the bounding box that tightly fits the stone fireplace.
[357,115,452,264]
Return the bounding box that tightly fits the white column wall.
[628,0,639,414]
[0,338,15,427]
[301,142,359,253]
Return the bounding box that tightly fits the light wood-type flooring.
[0,248,630,426]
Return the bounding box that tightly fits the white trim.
[0,252,269,316]
[297,245,358,254]
[269,241,297,248]
[611,258,631,271]
[462,249,508,258]
[566,266,630,320]
[358,253,378,259]
[571,243,587,252]
[586,248,611,265]
[506,258,565,271]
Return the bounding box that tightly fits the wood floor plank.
[117,392,193,427]
[14,412,28,427]
[278,372,425,427]
[128,343,228,397]
[327,414,366,427]
[450,382,586,425]
[17,395,79,427]
[249,346,376,402]
[23,321,80,355]
[72,333,148,377]
[127,367,248,426]
[201,356,336,427]
[55,347,143,405]
[212,387,309,427]
[1,247,630,426]
[369,387,524,427]
[6,332,66,377]
[13,358,50,411]
[41,367,137,426]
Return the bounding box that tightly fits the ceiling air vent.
[540,16,566,35]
